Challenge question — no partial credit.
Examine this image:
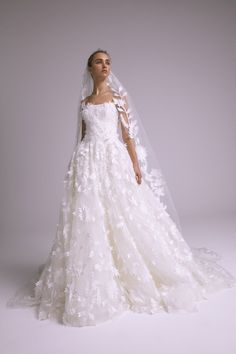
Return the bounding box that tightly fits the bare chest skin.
[83,90,114,106]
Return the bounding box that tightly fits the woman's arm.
[81,119,86,141]
[115,95,142,184]
[80,98,86,141]
[123,131,142,185]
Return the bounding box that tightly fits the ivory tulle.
[7,101,236,327]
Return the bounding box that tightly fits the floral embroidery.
[6,99,236,327]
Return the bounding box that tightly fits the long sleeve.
[113,94,139,166]
[74,102,83,148]
[113,94,136,144]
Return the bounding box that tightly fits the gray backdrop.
[0,0,235,252]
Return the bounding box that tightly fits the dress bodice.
[81,101,120,143]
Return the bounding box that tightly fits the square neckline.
[83,98,116,108]
[85,101,113,107]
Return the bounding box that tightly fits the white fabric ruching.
[7,101,236,327]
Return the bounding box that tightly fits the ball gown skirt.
[7,101,236,327]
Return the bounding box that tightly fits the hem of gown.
[6,280,236,328]
[5,246,236,328]
[57,282,236,327]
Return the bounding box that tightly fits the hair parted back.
[87,48,111,68]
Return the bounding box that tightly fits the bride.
[7,49,236,327]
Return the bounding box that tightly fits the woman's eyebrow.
[95,58,110,61]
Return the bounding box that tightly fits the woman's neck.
[92,80,109,96]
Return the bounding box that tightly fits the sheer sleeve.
[112,93,141,168]
[113,93,136,146]
[81,119,86,141]
[75,100,86,147]
[74,102,82,147]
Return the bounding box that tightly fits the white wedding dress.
[7,100,236,327]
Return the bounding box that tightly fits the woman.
[81,50,142,184]
[7,49,236,327]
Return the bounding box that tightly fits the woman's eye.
[95,60,110,65]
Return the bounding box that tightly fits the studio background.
[0,0,235,262]
[1,2,236,354]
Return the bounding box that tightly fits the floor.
[1,216,236,354]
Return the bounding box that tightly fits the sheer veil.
[6,57,236,312]
[75,62,236,282]
[75,64,184,233]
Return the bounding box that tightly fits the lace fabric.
[6,102,236,327]
[77,68,184,233]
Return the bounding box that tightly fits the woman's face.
[89,52,111,80]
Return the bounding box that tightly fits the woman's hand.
[133,162,142,184]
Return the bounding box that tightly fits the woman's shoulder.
[112,92,128,108]
[112,91,122,99]
[80,96,90,105]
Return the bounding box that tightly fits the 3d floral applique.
[7,89,236,328]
